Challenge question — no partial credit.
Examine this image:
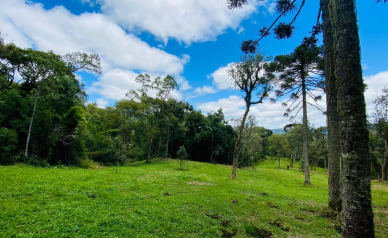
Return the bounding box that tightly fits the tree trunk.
[164,125,171,158]
[25,95,38,157]
[383,140,387,181]
[231,105,250,179]
[302,74,310,185]
[322,0,342,212]
[329,0,375,236]
[278,157,280,169]
[324,158,327,174]
[147,136,153,163]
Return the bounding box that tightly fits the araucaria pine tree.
[273,38,324,185]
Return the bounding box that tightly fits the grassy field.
[1,159,387,237]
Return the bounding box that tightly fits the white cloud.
[197,95,245,117]
[97,0,273,45]
[364,70,388,117]
[75,74,83,83]
[194,86,217,95]
[267,3,276,15]
[0,0,192,104]
[0,0,188,75]
[80,0,97,7]
[87,69,186,101]
[209,63,235,90]
[197,92,327,129]
[197,69,388,129]
[88,69,140,100]
[237,26,245,34]
[176,76,192,91]
[96,98,109,108]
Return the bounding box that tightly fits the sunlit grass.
[0,158,387,237]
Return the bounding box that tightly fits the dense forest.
[0,34,386,179]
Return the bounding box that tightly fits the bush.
[79,158,102,169]
[299,159,305,173]
[177,146,188,170]
[0,127,18,164]
[23,155,50,167]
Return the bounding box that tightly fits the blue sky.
[1,0,387,128]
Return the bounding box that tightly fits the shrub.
[79,158,101,169]
[177,146,188,170]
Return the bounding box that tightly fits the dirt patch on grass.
[372,184,388,192]
[186,181,213,186]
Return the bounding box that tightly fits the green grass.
[1,159,387,237]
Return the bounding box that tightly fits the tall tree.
[321,0,341,212]
[273,40,324,184]
[373,88,388,181]
[228,1,376,234]
[126,74,179,162]
[330,0,374,236]
[228,53,274,179]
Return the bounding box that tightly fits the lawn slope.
[0,159,387,237]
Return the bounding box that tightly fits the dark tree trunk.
[231,105,250,179]
[302,74,310,184]
[329,0,375,236]
[147,136,153,163]
[164,125,171,158]
[383,140,387,181]
[322,0,342,213]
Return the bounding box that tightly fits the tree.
[0,44,70,94]
[268,134,291,168]
[22,50,101,158]
[232,115,263,168]
[273,39,324,184]
[321,0,341,212]
[194,109,229,163]
[228,53,275,179]
[310,127,328,171]
[373,88,388,181]
[285,124,303,168]
[113,135,129,172]
[330,0,375,236]
[177,145,188,170]
[227,0,375,234]
[126,74,179,162]
[62,51,102,74]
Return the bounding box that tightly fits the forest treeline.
[0,35,386,180]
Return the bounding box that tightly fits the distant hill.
[271,128,285,134]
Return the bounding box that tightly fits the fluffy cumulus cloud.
[197,93,327,129]
[0,0,191,104]
[209,63,235,90]
[88,69,140,100]
[0,0,188,74]
[96,0,273,44]
[197,95,246,117]
[88,69,184,101]
[197,69,388,129]
[194,86,217,95]
[364,70,388,116]
[96,98,109,108]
